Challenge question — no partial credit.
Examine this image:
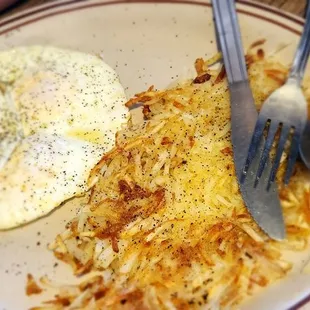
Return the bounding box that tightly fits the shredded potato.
[36,47,310,309]
[26,274,43,296]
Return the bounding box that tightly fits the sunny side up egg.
[0,46,128,229]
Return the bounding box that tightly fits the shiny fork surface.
[242,4,310,188]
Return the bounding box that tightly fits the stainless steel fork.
[242,4,310,189]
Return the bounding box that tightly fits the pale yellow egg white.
[0,87,23,170]
[0,133,105,229]
[0,46,128,229]
[0,46,42,84]
[0,46,127,146]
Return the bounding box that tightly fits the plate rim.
[0,0,305,36]
[0,0,308,309]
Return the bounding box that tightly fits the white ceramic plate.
[1,1,310,309]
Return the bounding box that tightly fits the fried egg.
[0,46,128,229]
[0,133,105,229]
[0,87,22,170]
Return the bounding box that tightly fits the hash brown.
[39,45,310,309]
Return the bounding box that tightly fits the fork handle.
[289,1,310,84]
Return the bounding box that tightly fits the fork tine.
[284,130,301,185]
[267,125,291,189]
[241,120,266,183]
[255,121,279,184]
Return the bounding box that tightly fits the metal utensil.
[299,0,310,171]
[242,2,310,188]
[212,0,285,240]
[300,120,310,169]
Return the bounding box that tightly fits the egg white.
[0,133,105,229]
[0,46,128,229]
[0,87,22,170]
[0,46,127,145]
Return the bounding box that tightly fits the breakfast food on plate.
[0,46,127,229]
[0,133,104,229]
[35,45,310,309]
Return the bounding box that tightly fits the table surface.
[0,0,307,19]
